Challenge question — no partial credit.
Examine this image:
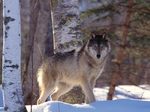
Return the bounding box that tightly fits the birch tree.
[0,0,2,84]
[51,0,85,103]
[53,0,81,52]
[2,0,26,111]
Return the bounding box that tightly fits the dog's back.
[37,49,77,88]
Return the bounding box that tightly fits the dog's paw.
[37,99,43,105]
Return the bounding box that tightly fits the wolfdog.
[37,33,111,104]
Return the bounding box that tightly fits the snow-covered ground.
[1,85,150,112]
[26,85,150,112]
[0,86,3,107]
[27,99,150,112]
[94,85,150,101]
[0,86,3,112]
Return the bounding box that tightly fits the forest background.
[0,0,150,104]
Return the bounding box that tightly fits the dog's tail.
[37,65,45,93]
[37,64,51,94]
[37,62,56,94]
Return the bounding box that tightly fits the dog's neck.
[84,50,99,68]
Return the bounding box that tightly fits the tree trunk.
[2,0,26,111]
[22,0,54,104]
[52,0,84,103]
[0,0,2,84]
[53,0,81,52]
[107,0,134,100]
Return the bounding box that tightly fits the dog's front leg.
[80,77,95,103]
[84,77,97,103]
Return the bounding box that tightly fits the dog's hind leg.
[80,77,95,103]
[37,75,55,105]
[51,82,72,100]
[37,88,50,104]
[37,84,55,104]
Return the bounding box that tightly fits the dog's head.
[86,33,110,61]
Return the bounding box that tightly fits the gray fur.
[37,34,111,104]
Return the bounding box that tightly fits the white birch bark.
[53,0,81,52]
[2,0,26,111]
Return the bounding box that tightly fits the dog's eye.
[92,45,97,50]
[100,44,105,49]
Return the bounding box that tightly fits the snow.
[1,85,150,112]
[26,99,150,112]
[0,86,3,112]
[26,85,150,112]
[0,86,3,107]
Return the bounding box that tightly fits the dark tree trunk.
[107,0,134,100]
[22,0,54,104]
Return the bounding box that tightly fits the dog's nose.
[97,54,101,59]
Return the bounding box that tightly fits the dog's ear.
[102,32,106,39]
